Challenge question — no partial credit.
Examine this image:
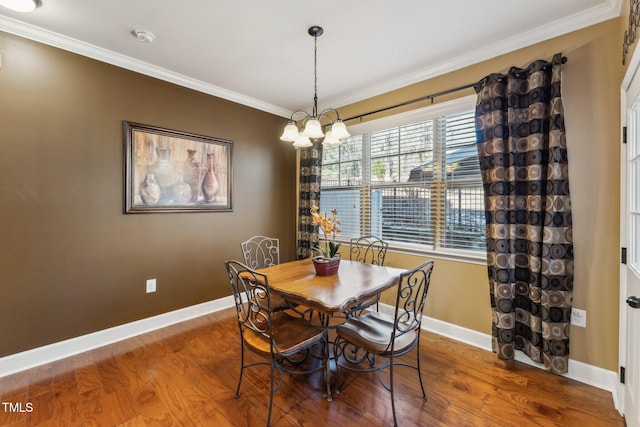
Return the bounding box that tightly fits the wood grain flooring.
[0,308,625,426]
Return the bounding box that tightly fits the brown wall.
[0,32,297,357]
[340,18,624,372]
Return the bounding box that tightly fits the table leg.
[322,314,333,401]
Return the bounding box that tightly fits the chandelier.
[280,26,350,148]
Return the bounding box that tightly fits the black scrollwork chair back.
[349,235,389,265]
[240,235,295,313]
[347,236,389,315]
[334,260,435,427]
[224,260,328,427]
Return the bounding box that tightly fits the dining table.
[258,257,407,400]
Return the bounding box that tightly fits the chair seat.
[336,311,417,356]
[243,312,324,357]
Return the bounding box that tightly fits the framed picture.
[124,121,233,213]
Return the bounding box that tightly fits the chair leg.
[415,338,427,400]
[235,342,245,398]
[267,358,276,427]
[333,339,341,395]
[323,322,333,401]
[389,354,398,427]
[267,357,277,427]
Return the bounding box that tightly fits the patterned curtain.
[297,140,323,259]
[474,53,573,375]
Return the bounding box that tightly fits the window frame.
[322,95,487,265]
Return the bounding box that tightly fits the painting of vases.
[124,121,233,213]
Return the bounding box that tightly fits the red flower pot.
[312,256,341,276]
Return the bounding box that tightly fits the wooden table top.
[259,258,406,315]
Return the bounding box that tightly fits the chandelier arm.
[318,108,340,124]
[289,110,313,122]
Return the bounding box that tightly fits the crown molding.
[324,0,623,110]
[0,15,292,118]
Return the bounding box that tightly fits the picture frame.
[124,121,233,213]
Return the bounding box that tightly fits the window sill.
[335,237,487,266]
[389,245,488,266]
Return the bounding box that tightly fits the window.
[319,96,485,258]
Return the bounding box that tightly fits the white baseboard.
[0,297,620,413]
[421,314,492,351]
[377,303,620,409]
[0,296,234,378]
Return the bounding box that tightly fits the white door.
[623,80,640,427]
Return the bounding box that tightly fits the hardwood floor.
[0,308,625,426]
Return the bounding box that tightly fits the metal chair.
[334,260,435,427]
[240,235,291,313]
[347,236,389,316]
[240,235,280,269]
[225,260,329,427]
[349,235,389,265]
[240,235,311,317]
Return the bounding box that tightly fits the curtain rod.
[342,55,567,124]
[341,82,477,124]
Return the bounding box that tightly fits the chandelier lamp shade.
[280,26,350,148]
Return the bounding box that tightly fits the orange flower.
[310,205,341,258]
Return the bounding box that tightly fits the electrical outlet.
[146,278,156,293]
[571,308,586,327]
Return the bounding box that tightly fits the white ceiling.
[0,0,622,118]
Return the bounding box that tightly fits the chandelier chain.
[313,33,318,117]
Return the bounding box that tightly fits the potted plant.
[310,205,341,276]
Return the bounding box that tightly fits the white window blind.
[320,96,486,255]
